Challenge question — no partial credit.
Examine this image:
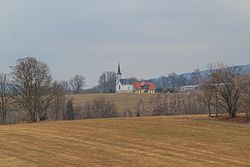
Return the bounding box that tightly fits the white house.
[116,79,134,93]
[180,85,200,92]
[116,64,134,93]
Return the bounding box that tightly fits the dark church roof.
[117,63,122,75]
[118,79,133,85]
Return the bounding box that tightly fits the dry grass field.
[69,93,156,112]
[0,115,249,167]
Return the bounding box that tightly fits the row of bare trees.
[130,93,205,117]
[59,74,86,94]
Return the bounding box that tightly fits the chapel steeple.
[117,63,122,81]
[117,63,122,75]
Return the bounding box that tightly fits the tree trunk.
[208,104,211,117]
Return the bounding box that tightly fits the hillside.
[0,115,249,166]
[151,64,250,88]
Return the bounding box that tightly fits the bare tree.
[98,71,117,93]
[70,74,86,94]
[168,73,177,91]
[200,77,215,117]
[0,73,12,124]
[158,76,168,89]
[191,69,203,85]
[209,64,243,118]
[10,57,52,122]
[50,81,66,120]
[176,74,187,89]
[122,108,133,117]
[60,80,71,93]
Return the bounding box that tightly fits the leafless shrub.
[74,104,86,120]
[169,92,204,115]
[84,101,93,118]
[147,92,206,116]
[122,108,133,117]
[150,94,168,116]
[135,98,146,117]
[6,109,26,124]
[84,96,118,119]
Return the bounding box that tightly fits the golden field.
[68,93,156,112]
[0,115,249,167]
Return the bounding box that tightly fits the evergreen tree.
[65,100,75,120]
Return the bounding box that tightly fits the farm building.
[133,81,156,93]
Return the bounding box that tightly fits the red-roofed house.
[133,81,156,93]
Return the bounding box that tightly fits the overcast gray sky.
[0,0,250,86]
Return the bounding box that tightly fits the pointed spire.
[117,63,122,75]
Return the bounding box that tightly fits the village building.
[180,85,200,92]
[115,64,157,93]
[116,79,134,93]
[133,81,156,93]
[116,64,134,93]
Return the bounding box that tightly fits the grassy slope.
[0,115,249,167]
[69,93,156,112]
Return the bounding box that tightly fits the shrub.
[85,96,118,119]
[122,108,133,117]
[65,100,75,120]
[135,98,146,117]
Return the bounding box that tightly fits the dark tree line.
[154,68,207,92]
[156,73,188,92]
